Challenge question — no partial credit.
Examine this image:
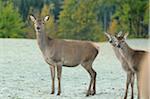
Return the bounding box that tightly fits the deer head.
[30,15,49,32]
[115,32,129,49]
[104,32,118,47]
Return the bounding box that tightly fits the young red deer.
[114,32,149,99]
[29,15,99,96]
[104,32,135,99]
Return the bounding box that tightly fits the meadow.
[0,38,149,99]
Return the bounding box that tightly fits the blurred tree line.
[0,0,149,41]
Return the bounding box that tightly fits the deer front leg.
[124,72,132,99]
[50,65,55,94]
[57,65,62,95]
[136,73,141,99]
[130,73,135,99]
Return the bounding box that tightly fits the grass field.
[0,39,149,99]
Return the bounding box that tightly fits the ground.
[0,39,149,99]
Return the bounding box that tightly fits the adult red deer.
[30,15,99,96]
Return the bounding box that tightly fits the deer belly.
[44,56,61,65]
[44,56,79,67]
[62,58,80,67]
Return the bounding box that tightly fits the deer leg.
[136,73,140,99]
[82,65,96,96]
[86,68,95,96]
[130,73,135,99]
[124,72,132,99]
[56,65,62,95]
[50,65,55,94]
[91,69,97,95]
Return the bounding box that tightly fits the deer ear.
[104,32,111,40]
[29,15,36,22]
[117,31,123,37]
[44,16,49,22]
[124,32,129,39]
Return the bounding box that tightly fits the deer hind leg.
[56,65,62,95]
[82,64,96,96]
[91,68,97,95]
[50,65,55,94]
[124,72,132,99]
[130,73,135,99]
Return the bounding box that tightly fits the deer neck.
[112,46,123,61]
[36,30,49,52]
[119,42,134,64]
[112,46,119,54]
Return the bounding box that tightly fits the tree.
[112,0,148,37]
[58,0,103,41]
[108,19,119,34]
[40,4,58,38]
[12,0,63,21]
[144,3,149,25]
[97,0,116,32]
[0,0,26,38]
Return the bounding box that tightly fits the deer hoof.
[57,92,61,96]
[50,91,54,94]
[86,94,89,97]
[86,91,91,97]
[91,91,96,95]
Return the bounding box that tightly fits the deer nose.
[109,40,112,43]
[117,44,121,48]
[36,27,40,30]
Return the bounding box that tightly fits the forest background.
[0,0,149,41]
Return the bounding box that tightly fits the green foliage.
[58,0,103,41]
[0,0,149,39]
[0,0,26,38]
[144,3,149,25]
[40,4,57,38]
[112,0,148,37]
[12,0,63,21]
